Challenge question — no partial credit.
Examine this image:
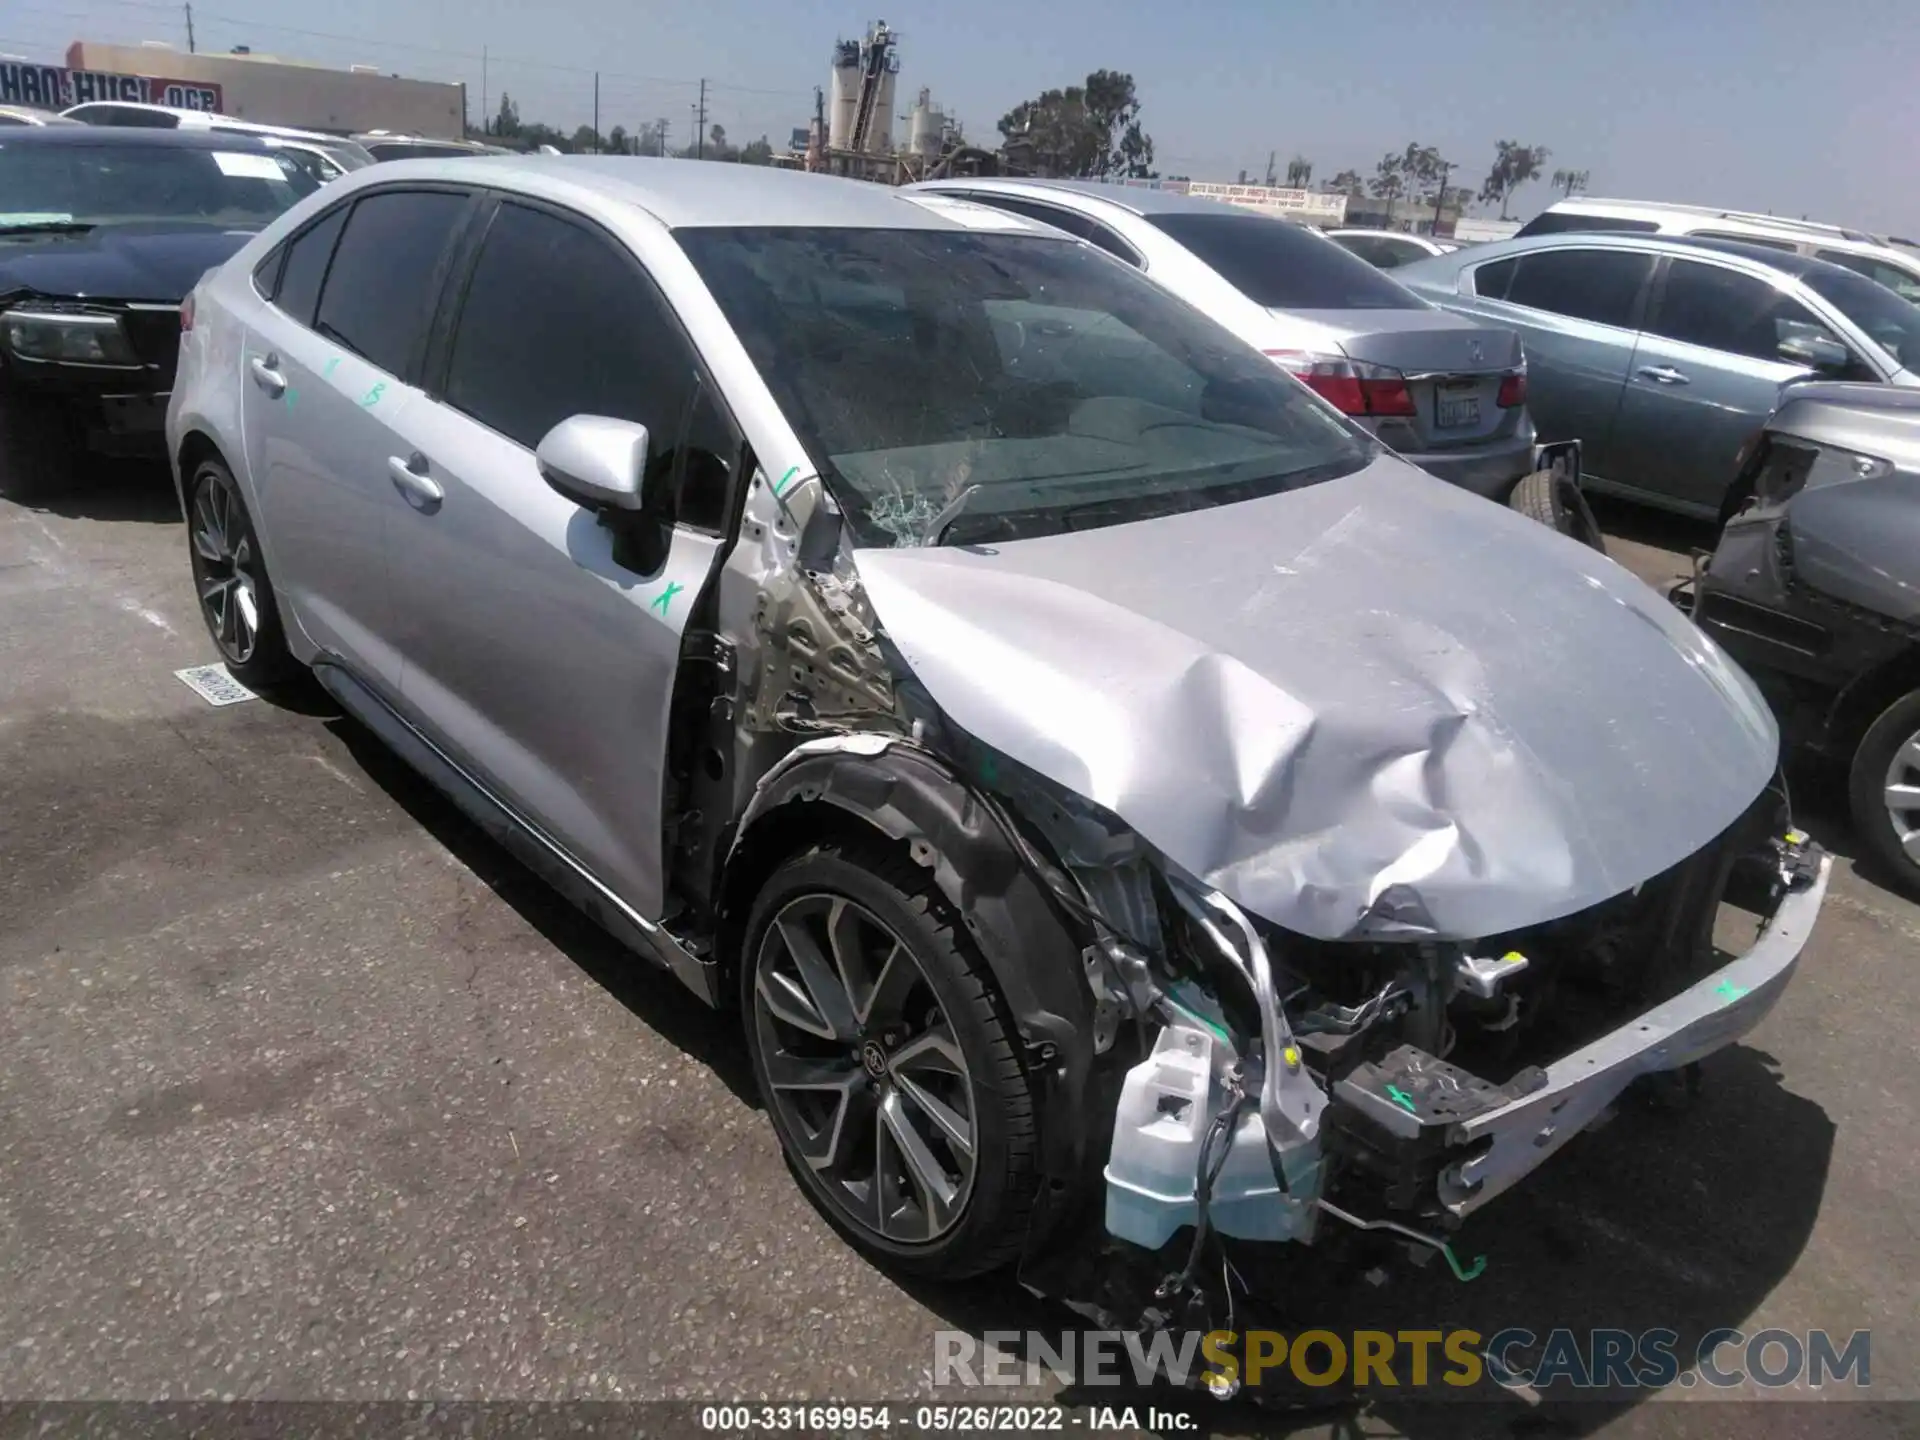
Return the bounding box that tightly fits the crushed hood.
[854,457,1778,942]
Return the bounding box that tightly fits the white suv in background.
[1518,198,1920,302]
[61,101,374,181]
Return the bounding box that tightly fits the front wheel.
[1849,688,1920,897]
[741,841,1041,1279]
[1509,464,1608,554]
[186,456,299,690]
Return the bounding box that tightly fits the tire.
[1848,688,1920,897]
[1509,464,1608,554]
[185,455,300,690]
[741,840,1040,1279]
[0,393,73,496]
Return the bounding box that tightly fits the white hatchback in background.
[909,178,1546,502]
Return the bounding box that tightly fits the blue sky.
[7,0,1918,232]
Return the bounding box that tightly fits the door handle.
[387,452,444,507]
[1635,364,1690,386]
[249,353,286,396]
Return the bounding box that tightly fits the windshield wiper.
[0,221,96,237]
[922,482,986,546]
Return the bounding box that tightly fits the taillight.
[1266,350,1416,417]
[1496,370,1526,407]
[179,292,195,333]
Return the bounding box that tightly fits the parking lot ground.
[1,462,1915,1438]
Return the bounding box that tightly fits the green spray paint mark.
[772,465,801,497]
[1715,979,1750,1001]
[1441,1244,1487,1283]
[1386,1084,1417,1114]
[978,752,1000,786]
[324,356,341,378]
[650,581,684,617]
[359,381,387,408]
[282,386,298,410]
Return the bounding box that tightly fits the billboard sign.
[0,61,222,113]
[1183,181,1348,223]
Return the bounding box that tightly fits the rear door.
[1461,245,1655,479]
[377,196,742,919]
[239,185,472,693]
[1609,256,1851,513]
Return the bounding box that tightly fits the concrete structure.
[1118,177,1348,225]
[824,22,898,156]
[64,40,465,138]
[906,87,949,161]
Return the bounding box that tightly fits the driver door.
[378,196,742,919]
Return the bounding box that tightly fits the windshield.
[1803,263,1920,368]
[0,140,318,228]
[1145,211,1425,310]
[678,226,1374,548]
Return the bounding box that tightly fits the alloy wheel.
[1881,728,1920,863]
[751,893,977,1245]
[189,471,261,664]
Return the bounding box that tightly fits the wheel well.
[713,799,905,1007]
[174,430,224,512]
[1828,644,1920,756]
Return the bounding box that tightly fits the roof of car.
[0,125,276,150]
[1436,229,1814,271]
[360,155,1075,232]
[917,176,1284,221]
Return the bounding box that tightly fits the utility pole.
[592,72,600,152]
[1264,149,1276,187]
[1431,158,1454,233]
[695,78,707,159]
[480,46,487,135]
[184,2,195,52]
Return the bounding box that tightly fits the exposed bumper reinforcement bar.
[1437,850,1830,1216]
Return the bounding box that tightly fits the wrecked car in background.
[168,159,1829,1329]
[1678,380,1920,895]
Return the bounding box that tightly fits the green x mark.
[1386,1084,1418,1114]
[651,581,684,617]
[1715,978,1749,1001]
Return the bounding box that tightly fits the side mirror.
[536,415,651,513]
[1778,331,1851,374]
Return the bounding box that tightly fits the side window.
[260,203,349,322]
[963,194,1095,240]
[313,189,466,379]
[1647,260,1839,363]
[441,201,735,531]
[1500,249,1652,327]
[1471,257,1517,299]
[1816,250,1920,303]
[1082,220,1144,268]
[1693,230,1798,252]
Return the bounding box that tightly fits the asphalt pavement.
[1,458,1913,1439]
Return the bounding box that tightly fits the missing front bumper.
[1324,846,1829,1222]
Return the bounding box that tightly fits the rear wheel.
[1849,688,1920,897]
[187,455,299,690]
[741,841,1040,1279]
[1509,463,1607,554]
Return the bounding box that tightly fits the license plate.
[1437,387,1480,428]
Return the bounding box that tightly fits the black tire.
[1849,688,1920,897]
[741,840,1040,1279]
[1509,464,1608,554]
[0,393,73,496]
[185,455,300,690]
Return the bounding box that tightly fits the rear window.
[1694,230,1798,252]
[1514,211,1659,238]
[1145,211,1423,310]
[366,141,484,161]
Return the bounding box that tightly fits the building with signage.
[1112,176,1348,226]
[62,41,465,138]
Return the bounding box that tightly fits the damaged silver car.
[169,159,1830,1312]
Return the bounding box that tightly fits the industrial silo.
[827,39,859,151]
